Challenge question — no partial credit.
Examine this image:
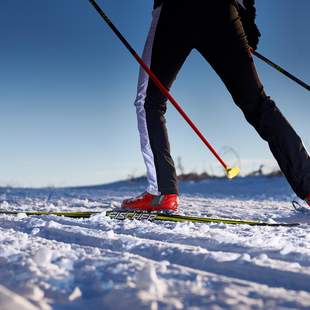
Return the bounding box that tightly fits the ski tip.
[226,166,240,179]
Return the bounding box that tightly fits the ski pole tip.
[226,166,240,179]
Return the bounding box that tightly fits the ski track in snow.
[0,176,310,309]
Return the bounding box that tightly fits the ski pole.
[87,0,240,179]
[253,51,310,92]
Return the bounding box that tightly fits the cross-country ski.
[0,208,299,226]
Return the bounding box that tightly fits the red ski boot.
[306,194,310,207]
[121,192,179,212]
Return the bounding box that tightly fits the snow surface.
[0,176,310,310]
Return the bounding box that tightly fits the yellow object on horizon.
[226,166,240,179]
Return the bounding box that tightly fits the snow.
[0,176,310,309]
[0,285,40,310]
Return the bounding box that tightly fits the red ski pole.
[88,0,240,179]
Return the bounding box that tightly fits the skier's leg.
[134,3,192,195]
[196,1,310,198]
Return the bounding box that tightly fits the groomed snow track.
[0,176,310,309]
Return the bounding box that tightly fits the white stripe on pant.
[134,7,162,195]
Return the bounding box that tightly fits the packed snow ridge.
[0,176,310,310]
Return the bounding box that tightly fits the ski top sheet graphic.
[0,209,299,227]
[106,210,299,226]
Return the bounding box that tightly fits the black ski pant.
[140,0,310,198]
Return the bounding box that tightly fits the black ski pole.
[253,51,310,92]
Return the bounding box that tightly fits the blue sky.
[0,0,309,187]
